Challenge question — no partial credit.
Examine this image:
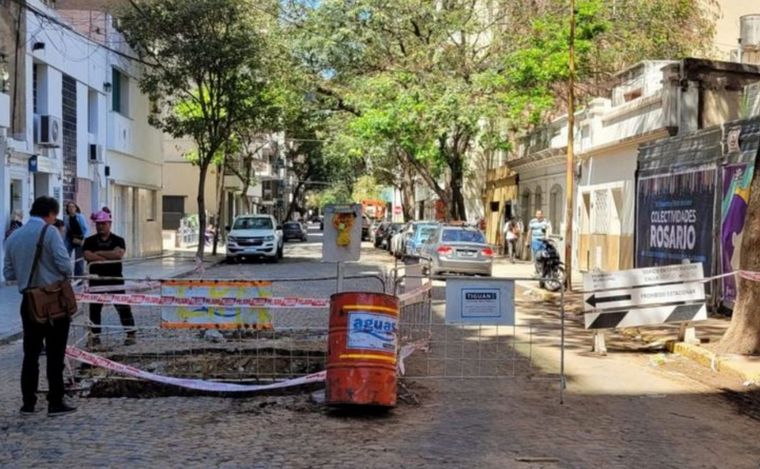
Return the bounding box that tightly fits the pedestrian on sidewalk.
[83,209,136,347]
[63,201,88,277]
[503,217,521,263]
[5,210,23,239]
[3,196,77,416]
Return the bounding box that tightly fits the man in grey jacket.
[3,196,76,416]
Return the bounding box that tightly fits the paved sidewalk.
[492,259,760,385]
[0,251,223,344]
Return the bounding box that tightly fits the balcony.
[107,111,134,155]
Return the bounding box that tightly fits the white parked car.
[390,223,412,258]
[225,214,283,262]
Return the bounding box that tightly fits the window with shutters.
[112,68,129,116]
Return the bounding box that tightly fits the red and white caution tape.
[76,292,330,308]
[397,339,429,375]
[738,270,760,282]
[65,346,325,393]
[80,282,162,294]
[398,283,433,306]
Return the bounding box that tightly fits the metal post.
[560,282,566,405]
[592,330,607,355]
[678,322,699,344]
[564,0,576,291]
[336,261,344,293]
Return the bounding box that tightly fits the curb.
[620,327,759,384]
[667,342,760,384]
[171,257,226,278]
[0,331,23,346]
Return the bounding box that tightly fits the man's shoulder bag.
[24,224,78,325]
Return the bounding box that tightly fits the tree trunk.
[285,181,305,221]
[450,179,467,221]
[240,157,253,215]
[448,151,467,221]
[195,162,210,261]
[401,149,451,216]
[716,158,760,355]
[212,161,226,256]
[400,166,415,222]
[446,132,470,222]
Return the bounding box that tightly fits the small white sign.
[445,278,515,325]
[322,204,362,263]
[347,311,398,352]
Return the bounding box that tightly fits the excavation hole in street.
[78,345,327,399]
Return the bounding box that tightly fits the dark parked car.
[282,221,308,242]
[372,221,391,248]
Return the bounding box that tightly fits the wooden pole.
[564,0,576,291]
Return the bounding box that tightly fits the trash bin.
[326,292,399,407]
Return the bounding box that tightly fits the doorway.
[10,179,23,216]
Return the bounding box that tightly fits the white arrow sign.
[584,303,707,329]
[583,282,706,311]
[583,263,704,292]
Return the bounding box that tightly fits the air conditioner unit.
[89,143,104,163]
[34,115,62,147]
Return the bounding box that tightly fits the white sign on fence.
[445,278,515,326]
[583,282,705,312]
[583,263,703,292]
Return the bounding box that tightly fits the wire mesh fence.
[396,272,566,398]
[64,267,565,402]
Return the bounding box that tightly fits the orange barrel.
[326,292,399,407]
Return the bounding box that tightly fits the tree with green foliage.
[351,175,382,202]
[288,0,716,221]
[118,0,272,260]
[313,186,352,209]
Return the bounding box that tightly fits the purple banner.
[720,163,754,307]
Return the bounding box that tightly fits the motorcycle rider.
[528,210,551,275]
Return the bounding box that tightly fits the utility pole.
[564,0,576,290]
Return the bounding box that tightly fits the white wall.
[578,144,638,236]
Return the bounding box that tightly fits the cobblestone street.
[0,229,758,468]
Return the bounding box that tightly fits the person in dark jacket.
[3,196,76,416]
[63,202,88,277]
[83,209,136,347]
[5,210,23,239]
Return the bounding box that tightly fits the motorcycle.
[534,238,565,292]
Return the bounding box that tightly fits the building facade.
[0,1,163,281]
[486,57,760,274]
[162,133,290,237]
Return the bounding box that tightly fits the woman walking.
[63,201,89,276]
